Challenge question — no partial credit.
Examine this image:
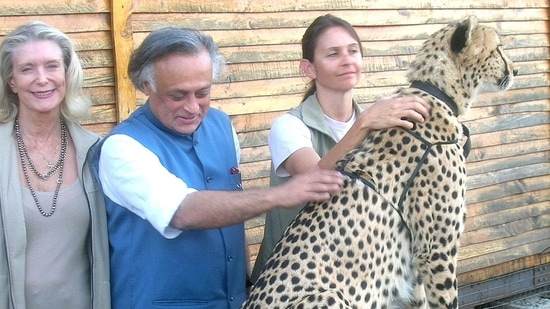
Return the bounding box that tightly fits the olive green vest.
[251,94,362,281]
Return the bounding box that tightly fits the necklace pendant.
[14,117,67,217]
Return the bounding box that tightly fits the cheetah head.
[407,15,516,115]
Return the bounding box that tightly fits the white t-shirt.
[98,128,240,239]
[268,111,356,177]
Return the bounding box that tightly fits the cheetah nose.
[513,69,518,76]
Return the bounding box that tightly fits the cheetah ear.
[450,15,479,53]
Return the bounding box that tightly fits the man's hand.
[276,168,343,208]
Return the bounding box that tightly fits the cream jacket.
[0,119,110,309]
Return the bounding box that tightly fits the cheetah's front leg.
[424,253,459,309]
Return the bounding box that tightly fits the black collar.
[409,81,471,158]
[410,81,458,116]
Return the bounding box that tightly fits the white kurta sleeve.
[98,134,196,239]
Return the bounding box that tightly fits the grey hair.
[128,27,226,93]
[0,21,91,122]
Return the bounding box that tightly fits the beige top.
[22,179,91,309]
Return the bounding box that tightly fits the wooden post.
[111,0,135,122]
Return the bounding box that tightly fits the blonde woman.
[0,21,110,308]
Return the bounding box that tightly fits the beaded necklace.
[14,118,67,217]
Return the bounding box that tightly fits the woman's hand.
[358,94,431,131]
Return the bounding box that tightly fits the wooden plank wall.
[1,0,549,295]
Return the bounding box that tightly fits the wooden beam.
[111,0,136,122]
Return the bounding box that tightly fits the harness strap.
[410,80,472,159]
[336,164,412,240]
[335,81,472,241]
[396,133,456,207]
[410,81,458,116]
[336,129,460,242]
[336,168,376,191]
[462,124,471,158]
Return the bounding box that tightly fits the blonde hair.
[0,21,91,122]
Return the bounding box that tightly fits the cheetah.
[242,16,516,309]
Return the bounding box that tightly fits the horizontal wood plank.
[457,253,550,286]
[0,0,110,15]
[133,0,549,13]
[465,175,550,205]
[0,13,111,34]
[466,206,550,242]
[129,21,548,49]
[466,188,550,218]
[130,9,548,32]
[458,229,550,273]
[462,203,550,245]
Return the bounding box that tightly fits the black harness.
[410,81,472,158]
[337,81,471,227]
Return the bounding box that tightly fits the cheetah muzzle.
[243,15,516,309]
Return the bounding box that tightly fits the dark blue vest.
[95,103,246,309]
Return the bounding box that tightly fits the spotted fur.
[242,16,516,309]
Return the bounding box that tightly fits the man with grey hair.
[93,27,343,308]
